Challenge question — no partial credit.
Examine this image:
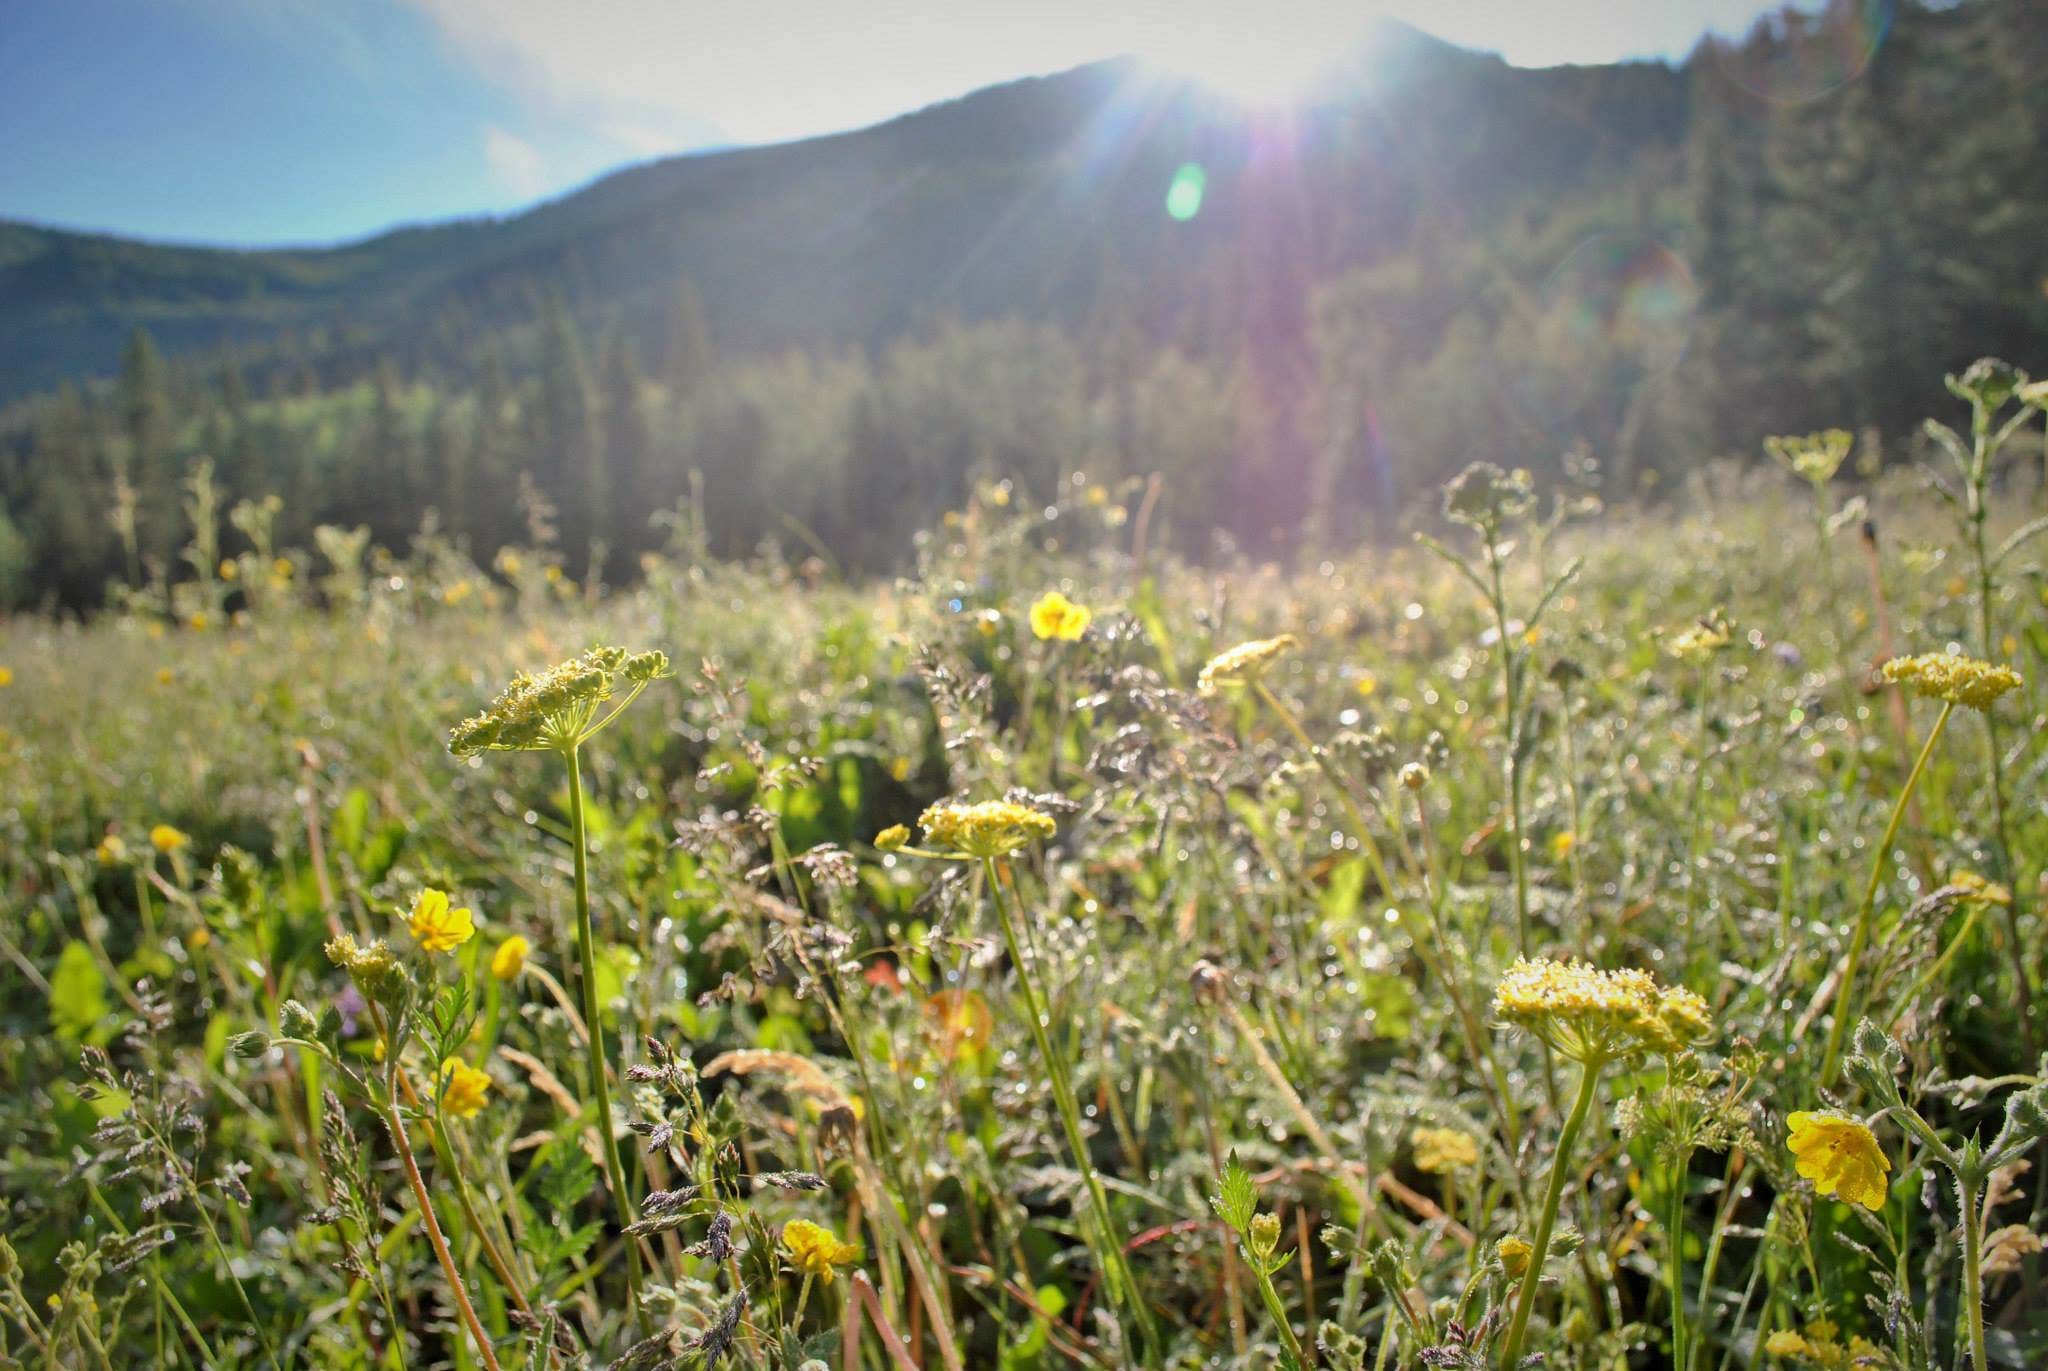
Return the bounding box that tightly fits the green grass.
[3,413,2048,1369]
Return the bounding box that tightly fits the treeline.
[0,0,2043,611]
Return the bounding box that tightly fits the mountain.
[0,24,1687,402]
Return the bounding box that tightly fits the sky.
[0,0,1807,248]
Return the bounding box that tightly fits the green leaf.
[1212,1152,1257,1233]
[49,941,111,1043]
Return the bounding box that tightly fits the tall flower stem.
[383,1093,503,1371]
[1486,552,1533,956]
[982,857,1162,1369]
[564,743,644,1314]
[1818,701,1952,1086]
[1500,1058,1599,1370]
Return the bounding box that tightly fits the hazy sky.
[0,0,1806,247]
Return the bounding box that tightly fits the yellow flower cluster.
[782,1219,859,1282]
[448,645,671,756]
[1028,591,1092,642]
[1664,612,1732,663]
[1764,429,1853,485]
[1492,958,1712,1064]
[1411,1126,1481,1175]
[1785,1111,1889,1210]
[1763,1319,1882,1366]
[407,889,475,954]
[1880,652,2022,710]
[1197,634,1299,695]
[917,799,1057,859]
[150,824,189,855]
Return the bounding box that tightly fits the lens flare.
[1165,163,1206,221]
[1504,235,1698,439]
[1709,0,1893,106]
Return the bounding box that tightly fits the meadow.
[3,362,2048,1370]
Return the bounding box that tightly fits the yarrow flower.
[1492,958,1713,1064]
[406,888,475,954]
[1411,1126,1481,1175]
[917,799,1056,859]
[1029,590,1092,641]
[1880,652,2022,710]
[781,1219,859,1282]
[490,934,530,981]
[448,645,672,756]
[1663,610,1732,663]
[1764,430,1853,486]
[1197,635,1299,696]
[439,1058,492,1118]
[1785,1111,1890,1210]
[150,824,189,855]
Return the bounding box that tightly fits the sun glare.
[1139,6,1379,106]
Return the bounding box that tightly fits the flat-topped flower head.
[918,799,1056,859]
[1493,957,1712,1064]
[1764,430,1853,486]
[782,1219,859,1282]
[1663,610,1732,663]
[448,645,671,756]
[1028,590,1092,642]
[1785,1111,1889,1210]
[1198,635,1299,696]
[1880,652,2021,711]
[1411,1126,1481,1175]
[406,888,475,953]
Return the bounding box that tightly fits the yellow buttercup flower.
[1028,590,1092,642]
[1197,635,1299,695]
[781,1219,859,1283]
[407,888,476,954]
[1880,652,2022,710]
[1786,1111,1889,1210]
[490,935,530,981]
[1497,1236,1533,1277]
[1411,1126,1481,1175]
[439,1059,492,1118]
[1493,958,1712,1064]
[150,824,189,855]
[917,799,1056,859]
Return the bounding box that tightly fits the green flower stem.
[1818,700,1952,1086]
[1667,1153,1691,1371]
[1500,1057,1600,1370]
[1959,1170,1988,1371]
[563,743,645,1315]
[1241,1246,1307,1371]
[982,857,1162,1369]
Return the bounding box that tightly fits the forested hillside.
[1,0,2044,609]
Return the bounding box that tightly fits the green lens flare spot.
[1165,163,1206,222]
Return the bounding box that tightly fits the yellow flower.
[95,834,128,866]
[1949,870,2012,906]
[918,799,1056,859]
[1028,590,1092,642]
[782,1219,859,1283]
[1197,635,1299,695]
[976,609,1003,638]
[1411,1126,1481,1175]
[156,667,174,686]
[186,927,212,951]
[1497,1236,1532,1277]
[150,824,189,854]
[447,646,671,756]
[1354,671,1377,697]
[1786,1111,1889,1210]
[439,1059,492,1118]
[407,888,476,954]
[1664,610,1732,663]
[1550,831,1577,861]
[1880,652,2022,710]
[1492,958,1712,1064]
[874,824,910,852]
[0,666,12,687]
[491,935,530,981]
[218,559,239,581]
[1763,1330,1813,1359]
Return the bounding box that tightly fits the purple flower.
[335,985,367,1038]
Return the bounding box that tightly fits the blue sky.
[0,0,1805,248]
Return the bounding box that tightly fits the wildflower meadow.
[6,361,2048,1369]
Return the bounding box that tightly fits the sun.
[1139,5,1380,107]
